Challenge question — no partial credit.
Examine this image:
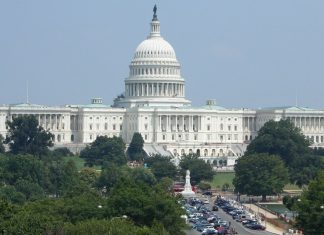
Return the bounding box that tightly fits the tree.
[80,136,126,166]
[145,155,178,180]
[179,154,214,184]
[295,171,324,234]
[127,132,145,162]
[0,135,5,153]
[5,115,54,155]
[233,153,289,201]
[246,119,323,187]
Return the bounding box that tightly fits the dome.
[134,37,177,60]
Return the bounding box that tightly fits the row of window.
[130,67,180,76]
[89,116,123,121]
[135,50,174,58]
[89,123,122,131]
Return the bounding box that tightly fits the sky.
[1,1,324,109]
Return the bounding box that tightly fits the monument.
[181,170,196,197]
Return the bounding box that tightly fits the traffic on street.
[183,195,276,235]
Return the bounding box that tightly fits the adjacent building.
[1,9,324,167]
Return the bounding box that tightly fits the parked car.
[246,223,266,230]
[202,191,213,196]
[212,205,219,211]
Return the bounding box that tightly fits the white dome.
[134,37,177,60]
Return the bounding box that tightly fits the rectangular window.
[105,123,108,130]
[207,125,210,131]
[120,125,122,131]
[89,124,92,130]
[163,135,166,140]
[228,125,231,131]
[145,124,148,130]
[113,124,116,130]
[234,125,237,131]
[194,134,198,141]
[145,135,148,140]
[172,134,175,140]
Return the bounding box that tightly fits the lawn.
[63,156,101,171]
[207,172,235,189]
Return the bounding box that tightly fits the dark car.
[246,223,266,230]
[212,205,218,211]
[202,191,213,196]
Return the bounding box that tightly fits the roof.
[260,106,317,111]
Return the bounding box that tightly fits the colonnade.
[287,116,324,131]
[243,117,256,131]
[126,82,184,97]
[157,115,201,132]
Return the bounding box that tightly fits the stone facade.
[1,10,324,167]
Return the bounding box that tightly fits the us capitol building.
[1,8,324,167]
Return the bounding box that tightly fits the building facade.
[1,10,324,167]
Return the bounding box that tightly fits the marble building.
[1,9,324,167]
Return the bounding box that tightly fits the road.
[185,196,277,235]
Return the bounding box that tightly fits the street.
[185,196,277,235]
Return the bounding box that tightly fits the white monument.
[181,170,195,197]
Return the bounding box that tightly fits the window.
[163,135,166,140]
[113,124,116,130]
[120,125,122,131]
[71,135,74,142]
[228,135,231,140]
[105,123,108,130]
[228,125,231,131]
[234,125,237,131]
[194,134,198,141]
[145,124,148,130]
[172,134,175,140]
[207,125,210,131]
[89,124,92,130]
[96,124,99,130]
[89,134,93,140]
[234,134,238,140]
[145,135,148,140]
[220,124,223,131]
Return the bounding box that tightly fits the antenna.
[26,80,29,104]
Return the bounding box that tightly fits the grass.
[207,172,235,189]
[63,156,101,171]
[283,184,301,191]
[262,204,291,214]
[207,173,300,192]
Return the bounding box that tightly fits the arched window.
[204,149,208,156]
[181,149,185,156]
[71,134,74,142]
[196,149,200,156]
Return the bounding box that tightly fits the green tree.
[106,180,185,235]
[0,135,5,153]
[246,119,322,187]
[128,132,145,162]
[63,218,164,235]
[80,136,126,166]
[233,153,289,201]
[179,154,214,184]
[295,171,324,235]
[5,115,54,155]
[145,155,178,180]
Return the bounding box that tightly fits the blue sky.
[1,1,324,108]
